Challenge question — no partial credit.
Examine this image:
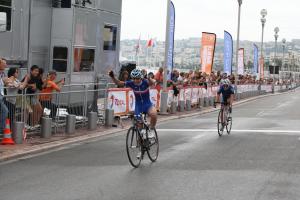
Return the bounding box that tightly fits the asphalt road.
[1,89,300,200]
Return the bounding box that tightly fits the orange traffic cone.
[1,119,15,145]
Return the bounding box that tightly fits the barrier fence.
[107,84,276,116]
[0,82,299,143]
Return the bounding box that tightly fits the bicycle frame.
[220,103,230,124]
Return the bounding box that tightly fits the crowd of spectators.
[118,67,275,90]
[0,58,64,134]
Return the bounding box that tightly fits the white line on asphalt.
[157,129,300,133]
[192,134,207,139]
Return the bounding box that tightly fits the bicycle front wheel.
[217,110,224,137]
[226,113,232,134]
[147,128,159,162]
[126,127,142,168]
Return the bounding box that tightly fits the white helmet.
[220,79,231,85]
[130,69,143,79]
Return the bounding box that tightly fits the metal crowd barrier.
[0,82,299,141]
[0,83,110,140]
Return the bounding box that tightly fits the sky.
[121,0,300,42]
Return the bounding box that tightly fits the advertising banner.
[224,31,233,74]
[166,1,176,80]
[253,44,259,74]
[128,90,135,112]
[259,57,264,79]
[201,32,216,74]
[150,89,159,110]
[238,48,244,75]
[107,90,127,115]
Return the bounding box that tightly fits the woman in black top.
[23,65,44,126]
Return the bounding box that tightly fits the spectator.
[171,70,179,84]
[119,70,129,88]
[0,58,8,135]
[177,72,185,84]
[40,71,64,118]
[154,67,164,91]
[22,65,43,126]
[148,72,154,79]
[141,69,147,78]
[5,68,27,125]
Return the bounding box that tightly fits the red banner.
[201,32,216,74]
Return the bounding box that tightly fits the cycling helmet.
[131,69,143,79]
[220,79,231,85]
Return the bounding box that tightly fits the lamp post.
[281,38,286,81]
[235,0,243,87]
[260,9,267,77]
[273,27,279,85]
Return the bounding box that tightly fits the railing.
[0,82,299,139]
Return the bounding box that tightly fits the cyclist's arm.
[229,94,234,106]
[111,76,125,87]
[216,93,221,103]
[215,87,222,103]
[108,71,125,87]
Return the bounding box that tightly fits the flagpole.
[160,0,171,114]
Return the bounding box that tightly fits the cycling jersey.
[125,79,153,115]
[217,85,234,102]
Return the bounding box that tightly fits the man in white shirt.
[0,58,8,136]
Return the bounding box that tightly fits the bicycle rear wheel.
[226,113,232,134]
[217,110,224,137]
[126,127,142,168]
[146,128,159,162]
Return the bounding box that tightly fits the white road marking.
[192,134,207,139]
[256,111,265,117]
[158,129,300,134]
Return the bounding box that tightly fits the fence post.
[41,117,52,138]
[88,112,97,130]
[170,101,177,114]
[186,100,191,111]
[13,122,24,144]
[105,109,114,127]
[178,100,185,112]
[66,114,76,134]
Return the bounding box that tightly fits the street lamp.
[235,0,243,87]
[281,38,286,80]
[273,27,279,84]
[260,9,267,78]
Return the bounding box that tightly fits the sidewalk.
[0,91,287,162]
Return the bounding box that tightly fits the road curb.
[0,90,294,163]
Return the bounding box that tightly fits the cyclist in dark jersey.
[108,69,157,135]
[215,79,235,111]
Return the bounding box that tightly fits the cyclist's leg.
[147,106,157,129]
[134,104,143,128]
[220,96,225,125]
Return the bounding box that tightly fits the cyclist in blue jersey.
[108,69,157,136]
[214,79,235,132]
[215,79,235,110]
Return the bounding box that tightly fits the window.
[103,25,117,51]
[74,48,95,72]
[0,0,12,31]
[52,0,71,8]
[74,0,96,8]
[53,47,68,72]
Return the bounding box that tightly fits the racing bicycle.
[214,101,233,136]
[126,113,159,168]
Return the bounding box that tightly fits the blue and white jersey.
[125,79,152,104]
[217,85,234,100]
